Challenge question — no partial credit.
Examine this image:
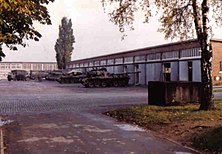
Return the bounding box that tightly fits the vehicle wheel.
[123,80,127,86]
[113,80,119,87]
[88,80,94,88]
[119,80,127,87]
[70,79,75,83]
[101,81,108,87]
[94,80,101,88]
[25,77,31,81]
[57,79,62,84]
[83,82,89,88]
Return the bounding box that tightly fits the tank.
[45,70,64,81]
[7,70,29,81]
[57,70,84,84]
[80,68,130,88]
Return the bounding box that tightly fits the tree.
[0,0,54,61]
[55,17,75,69]
[102,0,222,110]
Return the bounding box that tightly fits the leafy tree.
[55,17,75,69]
[102,0,221,110]
[0,0,54,61]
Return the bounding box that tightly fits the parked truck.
[7,70,29,81]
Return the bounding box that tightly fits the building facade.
[67,39,222,85]
[0,62,57,79]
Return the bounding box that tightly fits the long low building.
[0,62,57,79]
[68,39,222,85]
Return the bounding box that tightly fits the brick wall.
[211,39,222,85]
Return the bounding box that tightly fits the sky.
[2,0,222,62]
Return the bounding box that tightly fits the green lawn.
[105,100,222,153]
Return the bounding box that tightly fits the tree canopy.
[102,0,222,39]
[0,0,54,60]
[102,0,222,110]
[55,17,75,69]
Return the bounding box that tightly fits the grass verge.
[192,126,222,153]
[105,100,222,153]
[213,89,222,92]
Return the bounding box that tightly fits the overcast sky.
[2,0,222,62]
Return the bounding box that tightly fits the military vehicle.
[57,70,83,84]
[80,68,130,88]
[7,70,29,81]
[45,70,64,81]
[30,70,49,80]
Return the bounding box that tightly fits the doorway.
[163,63,171,81]
[188,61,193,81]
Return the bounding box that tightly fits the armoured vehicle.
[7,70,29,81]
[80,68,130,88]
[57,70,83,84]
[30,70,49,80]
[45,70,64,81]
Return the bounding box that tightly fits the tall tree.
[55,17,75,69]
[0,0,54,61]
[102,0,222,110]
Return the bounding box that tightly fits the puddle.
[18,136,74,144]
[73,124,112,133]
[115,124,144,132]
[18,137,48,143]
[49,137,73,144]
[28,123,69,129]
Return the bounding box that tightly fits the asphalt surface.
[0,80,199,154]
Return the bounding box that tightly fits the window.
[94,61,100,66]
[100,60,106,65]
[84,62,88,67]
[181,48,201,58]
[135,55,146,62]
[0,64,5,69]
[32,64,42,70]
[220,62,222,71]
[89,62,94,67]
[162,51,179,59]
[107,59,114,65]
[115,58,123,64]
[124,57,133,63]
[147,53,161,61]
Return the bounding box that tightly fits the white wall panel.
[146,64,155,84]
[171,62,179,81]
[127,65,135,85]
[139,64,146,85]
[114,65,124,73]
[192,60,201,82]
[107,66,114,73]
[179,61,188,81]
[154,63,162,81]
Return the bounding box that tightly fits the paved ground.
[0,80,198,154]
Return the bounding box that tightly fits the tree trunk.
[199,38,214,110]
[198,0,214,110]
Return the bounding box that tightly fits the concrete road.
[0,80,198,154]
